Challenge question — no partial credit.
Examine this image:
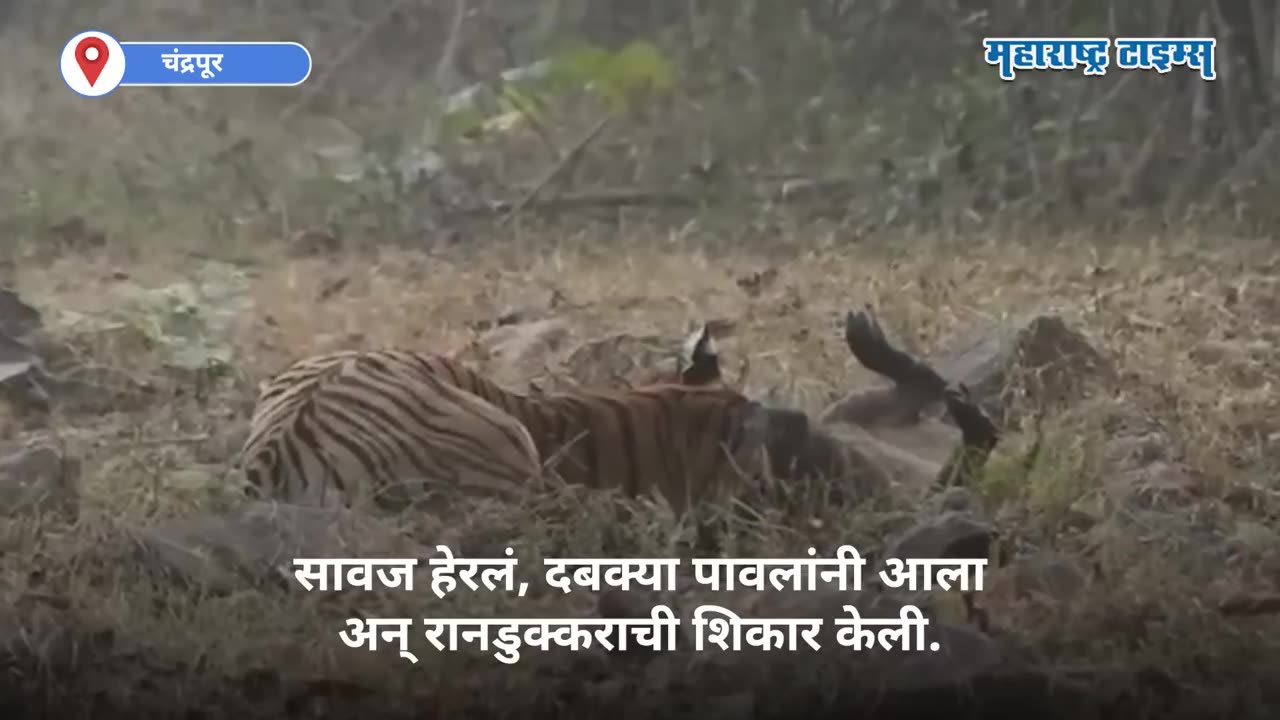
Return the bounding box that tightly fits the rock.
[0,331,40,369]
[680,585,1014,712]
[1189,341,1232,365]
[701,691,755,720]
[195,420,251,464]
[41,317,156,367]
[885,511,998,561]
[681,582,1155,717]
[125,501,429,593]
[1189,338,1274,366]
[1009,550,1089,602]
[285,227,342,257]
[885,620,1007,690]
[932,314,1110,422]
[47,364,159,415]
[938,487,978,512]
[0,287,42,338]
[45,216,107,253]
[597,587,661,621]
[1230,520,1278,557]
[0,443,80,519]
[0,332,49,415]
[0,602,85,672]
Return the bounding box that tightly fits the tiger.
[548,323,724,393]
[422,357,768,517]
[239,350,544,511]
[238,341,771,522]
[424,320,892,514]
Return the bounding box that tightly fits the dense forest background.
[5,0,1278,260]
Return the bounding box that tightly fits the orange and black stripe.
[238,345,767,516]
[239,350,541,509]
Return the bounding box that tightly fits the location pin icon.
[75,37,109,87]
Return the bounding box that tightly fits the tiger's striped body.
[239,345,768,517]
[418,357,767,515]
[239,350,542,510]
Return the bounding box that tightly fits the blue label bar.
[119,42,311,86]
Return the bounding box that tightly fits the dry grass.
[5,7,1280,715]
[3,223,1279,716]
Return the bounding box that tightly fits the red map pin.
[74,36,109,87]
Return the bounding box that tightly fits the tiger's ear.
[679,323,722,386]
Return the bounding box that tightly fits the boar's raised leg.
[844,307,948,398]
[936,384,999,487]
[828,307,948,427]
[836,307,999,487]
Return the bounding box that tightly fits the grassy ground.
[3,226,1279,717]
[4,9,1280,716]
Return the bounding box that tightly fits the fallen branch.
[432,0,468,94]
[117,434,212,449]
[454,172,869,222]
[456,187,701,218]
[1219,594,1280,617]
[279,0,412,122]
[497,116,611,227]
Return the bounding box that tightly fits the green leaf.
[498,84,549,125]
[549,43,614,89]
[441,105,488,140]
[608,40,675,96]
[547,40,676,113]
[104,261,251,372]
